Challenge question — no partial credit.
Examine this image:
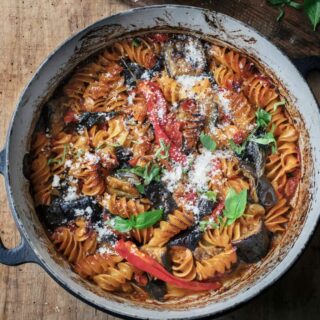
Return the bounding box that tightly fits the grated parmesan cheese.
[63,186,79,201]
[52,174,60,188]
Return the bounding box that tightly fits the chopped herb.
[223,188,248,226]
[256,108,272,128]
[273,99,286,111]
[48,144,68,165]
[199,220,219,232]
[229,139,246,155]
[132,38,141,47]
[120,163,161,185]
[203,190,217,202]
[136,184,145,194]
[107,209,163,232]
[200,133,217,151]
[154,139,170,160]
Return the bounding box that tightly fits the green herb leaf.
[199,220,219,232]
[108,209,163,233]
[289,1,304,9]
[48,144,69,165]
[223,188,247,226]
[204,191,217,202]
[256,108,272,128]
[229,139,246,155]
[273,99,286,111]
[277,6,285,21]
[136,184,145,194]
[132,38,141,47]
[135,209,163,229]
[154,139,170,160]
[249,131,277,146]
[200,133,217,151]
[304,0,320,30]
[120,163,161,185]
[108,216,133,233]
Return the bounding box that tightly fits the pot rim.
[3,4,320,320]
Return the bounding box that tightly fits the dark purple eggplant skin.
[241,141,268,178]
[121,59,146,87]
[115,147,133,166]
[232,221,270,263]
[39,196,102,229]
[77,111,118,129]
[198,198,215,219]
[144,182,177,218]
[161,249,172,272]
[168,227,202,251]
[121,57,164,87]
[145,279,167,301]
[257,176,278,208]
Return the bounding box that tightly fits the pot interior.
[5,5,320,319]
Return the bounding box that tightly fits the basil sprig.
[107,209,163,233]
[229,108,277,155]
[268,0,320,30]
[199,220,219,232]
[223,188,248,226]
[255,108,271,128]
[203,190,217,202]
[200,133,217,151]
[120,163,161,185]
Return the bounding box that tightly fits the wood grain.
[0,1,319,319]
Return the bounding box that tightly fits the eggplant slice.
[164,36,206,77]
[145,279,167,301]
[168,226,202,251]
[144,182,178,218]
[39,196,102,229]
[257,176,278,208]
[76,111,118,129]
[232,220,270,263]
[141,246,172,272]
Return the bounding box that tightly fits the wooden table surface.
[0,1,319,319]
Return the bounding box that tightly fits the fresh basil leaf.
[108,216,133,233]
[155,139,170,160]
[289,1,304,9]
[135,209,163,229]
[304,0,320,30]
[256,108,272,128]
[136,184,145,194]
[249,132,276,145]
[199,220,219,232]
[200,133,217,151]
[273,99,286,111]
[132,38,141,47]
[277,6,285,21]
[223,188,247,225]
[144,164,161,185]
[229,139,246,155]
[204,191,217,202]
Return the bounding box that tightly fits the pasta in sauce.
[28,33,300,301]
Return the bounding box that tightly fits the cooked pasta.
[28,32,301,302]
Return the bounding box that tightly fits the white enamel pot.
[0,5,319,320]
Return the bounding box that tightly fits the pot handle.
[0,147,40,266]
[291,56,320,78]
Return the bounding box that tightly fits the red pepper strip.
[137,81,187,164]
[115,239,221,291]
